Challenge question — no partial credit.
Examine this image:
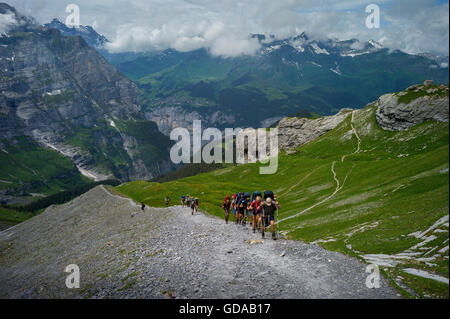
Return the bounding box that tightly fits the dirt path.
[342,110,361,162]
[280,111,359,225]
[0,186,399,299]
[278,161,348,224]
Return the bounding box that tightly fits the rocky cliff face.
[0,4,173,183]
[276,109,353,153]
[275,83,449,154]
[375,83,449,131]
[145,106,236,136]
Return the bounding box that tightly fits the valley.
[118,84,449,298]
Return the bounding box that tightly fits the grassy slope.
[117,103,449,298]
[0,136,90,196]
[64,117,173,179]
[0,206,34,230]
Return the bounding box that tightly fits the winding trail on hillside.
[278,162,349,224]
[0,185,398,299]
[342,110,361,162]
[278,111,359,225]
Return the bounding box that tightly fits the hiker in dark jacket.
[191,198,199,215]
[222,196,232,224]
[237,193,249,226]
[261,197,277,240]
[186,195,191,208]
[165,196,170,207]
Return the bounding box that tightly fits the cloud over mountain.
[5,0,449,57]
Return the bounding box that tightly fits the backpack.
[252,199,262,211]
[264,190,274,200]
[244,192,251,199]
[238,197,246,208]
[252,191,262,201]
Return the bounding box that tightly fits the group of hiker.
[222,191,280,240]
[164,191,280,240]
[180,195,199,215]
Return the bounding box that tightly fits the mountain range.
[42,13,449,133]
[1,2,449,203]
[112,33,449,132]
[0,3,173,204]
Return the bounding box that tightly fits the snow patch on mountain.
[310,42,330,55]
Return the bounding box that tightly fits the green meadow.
[118,103,449,298]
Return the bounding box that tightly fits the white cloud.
[5,0,449,56]
[0,10,18,36]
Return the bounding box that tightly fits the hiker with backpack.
[222,195,232,224]
[250,191,262,233]
[195,198,199,212]
[191,197,199,215]
[238,192,251,226]
[235,193,244,224]
[274,194,281,209]
[181,195,186,207]
[165,196,170,207]
[232,193,240,224]
[186,195,191,208]
[261,191,277,240]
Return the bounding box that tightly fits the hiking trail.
[0,185,398,299]
[278,111,359,225]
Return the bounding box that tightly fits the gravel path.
[0,186,399,299]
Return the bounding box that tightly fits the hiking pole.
[276,206,279,240]
[262,206,265,239]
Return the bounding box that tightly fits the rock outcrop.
[276,109,353,152]
[145,106,236,136]
[375,84,449,131]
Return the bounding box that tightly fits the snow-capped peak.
[310,42,330,55]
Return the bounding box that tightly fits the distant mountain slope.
[0,4,174,203]
[113,34,448,132]
[119,84,449,298]
[44,18,108,48]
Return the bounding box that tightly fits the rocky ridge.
[276,109,353,153]
[145,106,235,136]
[275,82,449,154]
[375,82,449,131]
